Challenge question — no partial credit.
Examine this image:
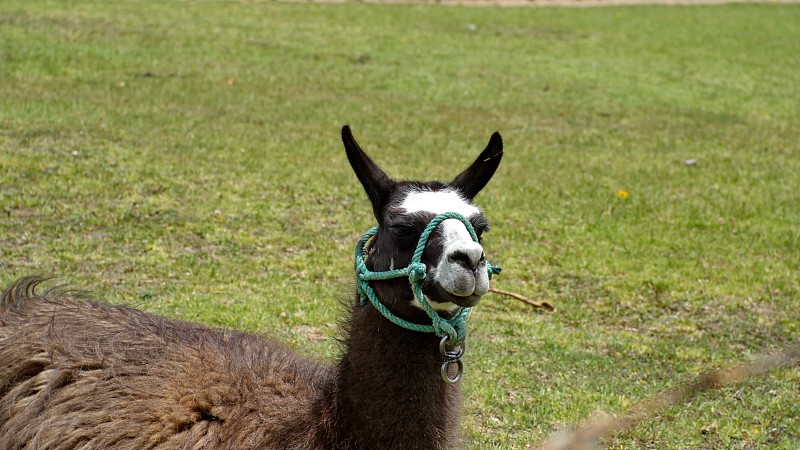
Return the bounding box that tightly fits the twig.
[530,341,800,450]
[489,286,556,312]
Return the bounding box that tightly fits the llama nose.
[448,247,485,272]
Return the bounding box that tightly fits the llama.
[0,125,504,450]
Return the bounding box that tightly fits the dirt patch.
[296,0,798,6]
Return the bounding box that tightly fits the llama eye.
[390,225,413,238]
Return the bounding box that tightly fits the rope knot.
[432,319,457,343]
[487,264,502,279]
[408,262,427,282]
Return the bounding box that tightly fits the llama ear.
[450,132,503,200]
[342,125,394,219]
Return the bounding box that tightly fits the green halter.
[354,211,501,345]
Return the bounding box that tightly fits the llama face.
[396,188,489,312]
[362,184,491,312]
[343,126,503,314]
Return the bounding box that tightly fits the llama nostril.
[449,250,482,272]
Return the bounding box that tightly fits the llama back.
[0,277,334,450]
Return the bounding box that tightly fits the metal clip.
[439,335,465,384]
[441,359,463,384]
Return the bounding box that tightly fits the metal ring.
[439,335,465,359]
[441,359,463,384]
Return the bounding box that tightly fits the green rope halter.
[354,212,502,345]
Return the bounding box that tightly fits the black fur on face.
[343,126,502,322]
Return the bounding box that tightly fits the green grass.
[1,1,799,448]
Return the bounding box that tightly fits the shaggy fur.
[0,277,331,449]
[0,277,458,450]
[0,126,503,450]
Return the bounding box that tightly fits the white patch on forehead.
[400,188,486,314]
[399,189,480,217]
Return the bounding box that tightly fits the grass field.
[1,1,799,448]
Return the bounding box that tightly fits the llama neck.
[329,290,462,450]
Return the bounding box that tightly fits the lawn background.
[1,1,799,448]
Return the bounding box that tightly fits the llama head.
[343,126,503,317]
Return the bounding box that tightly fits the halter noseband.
[353,211,502,347]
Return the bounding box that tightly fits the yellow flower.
[617,190,629,199]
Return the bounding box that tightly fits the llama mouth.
[426,267,489,308]
[426,284,483,308]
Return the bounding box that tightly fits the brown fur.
[0,276,461,449]
[0,127,502,449]
[0,277,334,449]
